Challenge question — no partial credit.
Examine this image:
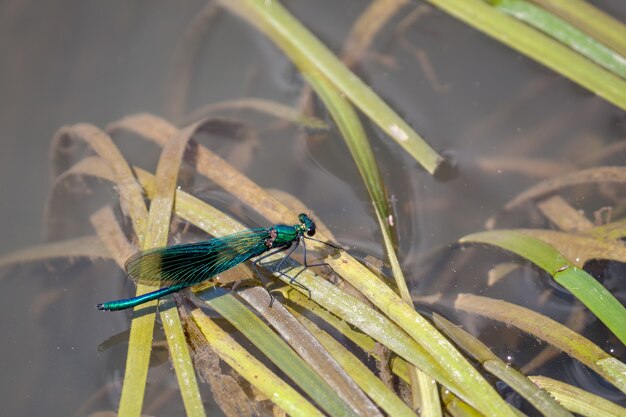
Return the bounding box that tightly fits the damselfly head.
[298,213,316,237]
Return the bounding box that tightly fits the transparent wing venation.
[125,228,272,286]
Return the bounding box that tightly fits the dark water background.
[1,1,625,416]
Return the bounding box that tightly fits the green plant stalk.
[307,71,440,415]
[289,307,419,417]
[451,293,626,394]
[529,376,626,417]
[218,0,443,174]
[199,289,361,417]
[461,229,626,345]
[493,0,626,79]
[116,298,158,417]
[325,256,516,417]
[305,69,401,296]
[415,368,442,417]
[425,0,626,111]
[441,391,485,417]
[484,361,573,416]
[433,313,574,417]
[528,0,626,57]
[280,287,380,354]
[157,305,205,417]
[282,288,423,387]
[191,309,325,417]
[117,125,205,417]
[553,267,626,344]
[239,287,383,416]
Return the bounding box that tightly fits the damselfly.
[96,213,335,311]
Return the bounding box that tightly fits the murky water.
[1,1,625,416]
